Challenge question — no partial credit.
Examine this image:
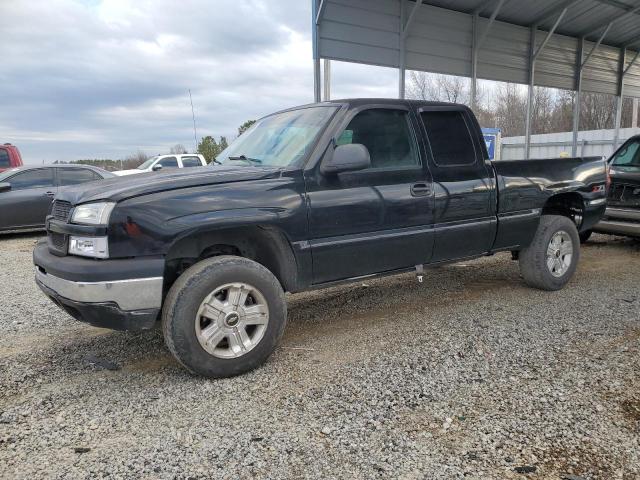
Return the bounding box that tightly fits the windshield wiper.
[227,155,262,164]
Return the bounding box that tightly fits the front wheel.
[519,215,580,291]
[162,255,287,378]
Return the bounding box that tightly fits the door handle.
[410,183,432,197]
[44,191,55,197]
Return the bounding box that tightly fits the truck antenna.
[189,89,198,153]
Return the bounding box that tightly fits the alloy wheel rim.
[546,230,573,278]
[195,282,269,359]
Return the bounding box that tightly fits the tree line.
[61,119,257,171]
[408,71,638,137]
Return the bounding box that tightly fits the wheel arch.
[164,225,299,294]
[541,192,585,229]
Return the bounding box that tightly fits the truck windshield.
[611,139,640,169]
[216,106,338,167]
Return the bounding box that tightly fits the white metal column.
[614,48,626,149]
[471,13,478,109]
[524,25,536,159]
[312,0,322,103]
[399,0,423,99]
[398,0,406,98]
[323,59,331,101]
[572,37,584,157]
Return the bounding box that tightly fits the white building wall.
[501,128,640,160]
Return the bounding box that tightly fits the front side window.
[58,168,100,186]
[337,109,420,169]
[8,169,55,190]
[0,149,9,168]
[421,110,477,167]
[611,139,640,169]
[158,157,179,168]
[217,106,337,167]
[137,156,159,170]
[181,156,202,167]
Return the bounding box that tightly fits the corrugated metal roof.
[426,0,640,49]
[316,0,640,97]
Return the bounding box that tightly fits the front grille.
[608,183,640,207]
[52,200,72,222]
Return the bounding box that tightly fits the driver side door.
[305,106,435,284]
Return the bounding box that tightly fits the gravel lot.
[0,233,639,479]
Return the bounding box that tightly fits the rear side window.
[58,168,100,186]
[158,157,179,168]
[0,149,9,168]
[8,169,55,190]
[181,156,202,167]
[339,109,420,169]
[421,111,476,167]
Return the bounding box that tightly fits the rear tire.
[519,215,580,291]
[162,255,287,378]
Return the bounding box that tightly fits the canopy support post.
[614,48,626,149]
[524,25,536,159]
[312,0,321,103]
[572,37,584,157]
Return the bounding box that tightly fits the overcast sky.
[1,0,399,164]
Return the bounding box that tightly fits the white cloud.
[0,0,398,163]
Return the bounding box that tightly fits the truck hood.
[57,165,282,205]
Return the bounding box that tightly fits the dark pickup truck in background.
[591,135,640,239]
[33,99,607,377]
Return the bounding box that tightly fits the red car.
[0,143,24,173]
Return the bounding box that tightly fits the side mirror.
[321,143,371,175]
[0,182,11,193]
[152,164,163,172]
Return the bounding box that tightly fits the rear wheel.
[162,255,287,378]
[519,215,580,291]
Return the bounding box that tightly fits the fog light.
[68,236,109,258]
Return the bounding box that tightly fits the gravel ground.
[0,233,639,480]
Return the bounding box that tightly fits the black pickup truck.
[34,99,607,377]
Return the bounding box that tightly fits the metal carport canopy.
[312,0,640,157]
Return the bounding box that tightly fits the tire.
[519,215,580,291]
[579,229,592,244]
[162,255,287,378]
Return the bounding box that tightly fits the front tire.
[519,215,580,291]
[162,256,287,378]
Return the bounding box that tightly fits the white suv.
[113,154,207,176]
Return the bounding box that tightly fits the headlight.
[71,202,115,225]
[69,236,109,258]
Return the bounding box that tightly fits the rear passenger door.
[418,107,496,262]
[307,105,435,284]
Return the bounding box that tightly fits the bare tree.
[170,144,188,154]
[408,72,469,104]
[122,150,149,169]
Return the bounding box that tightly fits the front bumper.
[593,207,640,237]
[33,240,164,330]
